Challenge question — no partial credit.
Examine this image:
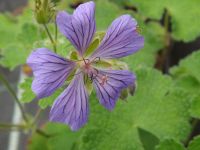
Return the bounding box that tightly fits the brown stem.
[154,9,172,73]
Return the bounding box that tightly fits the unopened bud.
[34,0,56,24]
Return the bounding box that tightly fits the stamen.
[91,57,101,63]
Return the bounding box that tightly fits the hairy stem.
[43,24,57,53]
[55,18,58,47]
[0,73,29,123]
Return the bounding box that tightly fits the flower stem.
[0,73,29,123]
[55,18,58,47]
[0,123,26,131]
[155,9,172,73]
[43,24,57,53]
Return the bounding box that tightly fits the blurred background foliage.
[1,0,200,150]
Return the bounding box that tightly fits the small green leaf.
[38,88,63,109]
[20,77,36,103]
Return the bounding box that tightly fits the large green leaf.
[78,67,191,150]
[129,0,200,42]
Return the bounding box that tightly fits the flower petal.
[91,15,144,59]
[56,1,96,55]
[50,73,89,131]
[27,48,75,99]
[93,69,135,110]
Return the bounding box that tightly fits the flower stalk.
[43,24,57,53]
[0,73,29,123]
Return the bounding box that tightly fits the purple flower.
[27,1,144,131]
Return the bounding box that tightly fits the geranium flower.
[27,1,144,131]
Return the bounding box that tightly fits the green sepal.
[84,75,93,96]
[84,31,106,57]
[84,38,100,57]
[92,59,112,69]
[110,60,129,70]
[128,82,136,96]
[119,88,128,100]
[69,51,78,60]
[66,68,77,83]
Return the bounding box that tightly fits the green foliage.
[0,9,43,69]
[129,0,200,42]
[188,136,200,150]
[19,77,62,109]
[170,51,200,119]
[95,0,123,30]
[20,78,36,103]
[170,50,200,82]
[38,88,63,109]
[28,122,82,150]
[156,139,186,150]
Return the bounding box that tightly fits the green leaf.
[155,139,185,150]
[130,0,200,41]
[95,0,124,30]
[0,8,43,69]
[138,128,160,150]
[190,95,200,119]
[38,88,63,109]
[170,50,200,83]
[28,122,82,150]
[20,77,36,103]
[188,136,200,150]
[170,51,200,119]
[19,76,62,108]
[78,67,191,150]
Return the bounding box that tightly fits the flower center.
[76,57,108,85]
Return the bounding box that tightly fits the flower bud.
[34,0,56,24]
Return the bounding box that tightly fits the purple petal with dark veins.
[27,48,75,99]
[50,73,89,131]
[91,15,144,59]
[93,69,135,110]
[56,1,96,55]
